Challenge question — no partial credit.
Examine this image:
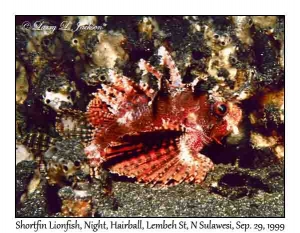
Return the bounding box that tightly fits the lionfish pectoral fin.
[191,153,214,184]
[107,140,214,186]
[156,150,214,185]
[104,143,144,160]
[108,142,178,181]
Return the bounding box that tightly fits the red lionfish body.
[79,46,241,185]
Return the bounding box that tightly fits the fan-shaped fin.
[105,135,213,186]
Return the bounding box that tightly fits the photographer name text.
[22,20,105,33]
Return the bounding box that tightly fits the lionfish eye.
[214,102,228,116]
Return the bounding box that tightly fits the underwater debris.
[80,67,111,86]
[207,164,282,200]
[91,31,129,69]
[43,139,89,186]
[16,60,29,104]
[16,184,48,217]
[16,161,38,205]
[249,89,284,128]
[16,142,34,164]
[58,186,92,217]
